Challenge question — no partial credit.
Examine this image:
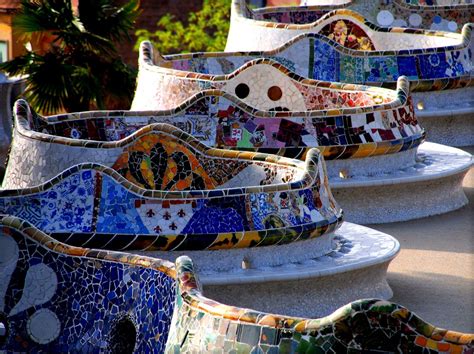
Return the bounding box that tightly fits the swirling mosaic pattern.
[166,256,474,353]
[1,122,342,251]
[0,216,176,353]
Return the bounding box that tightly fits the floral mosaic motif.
[319,19,376,50]
[165,256,474,353]
[0,216,176,353]
[0,170,95,233]
[0,123,343,251]
[258,0,474,32]
[112,134,215,191]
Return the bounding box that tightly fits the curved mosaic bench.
[0,218,469,352]
[130,40,472,223]
[225,5,474,146]
[0,215,176,353]
[166,255,474,353]
[226,3,473,52]
[266,0,474,32]
[0,133,343,251]
[7,94,471,223]
[132,52,426,169]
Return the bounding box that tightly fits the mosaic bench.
[130,42,472,223]
[132,48,428,184]
[0,117,401,316]
[0,215,176,353]
[132,53,426,172]
[0,126,343,251]
[0,217,471,352]
[166,255,474,353]
[265,0,474,32]
[225,5,474,146]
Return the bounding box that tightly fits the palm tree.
[0,0,140,114]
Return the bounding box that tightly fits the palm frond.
[78,0,140,42]
[58,30,116,56]
[18,51,75,114]
[102,59,136,101]
[13,0,75,37]
[0,52,36,76]
[4,0,138,114]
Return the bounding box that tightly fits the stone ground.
[369,146,473,333]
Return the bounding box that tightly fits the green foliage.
[0,0,140,114]
[135,0,231,54]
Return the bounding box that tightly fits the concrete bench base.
[146,222,400,318]
[416,109,474,147]
[412,88,474,147]
[331,142,472,224]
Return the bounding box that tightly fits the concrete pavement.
[370,146,473,333]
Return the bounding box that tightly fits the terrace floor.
[370,146,473,333]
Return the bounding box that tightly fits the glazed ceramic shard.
[264,0,474,32]
[0,121,343,251]
[166,256,474,353]
[0,215,176,353]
